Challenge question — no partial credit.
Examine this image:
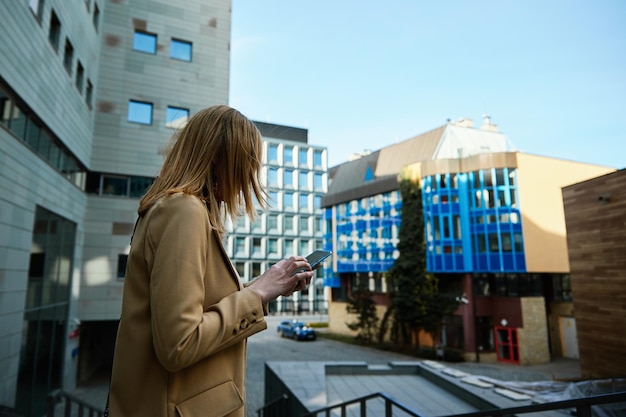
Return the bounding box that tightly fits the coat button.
[240,319,249,330]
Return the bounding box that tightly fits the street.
[245,314,417,417]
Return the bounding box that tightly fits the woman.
[108,105,315,417]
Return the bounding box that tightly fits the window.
[130,176,153,197]
[63,39,74,74]
[234,262,246,278]
[299,148,308,165]
[133,31,157,54]
[268,239,278,256]
[267,168,278,187]
[284,239,294,256]
[85,79,93,108]
[117,254,128,278]
[314,173,323,190]
[284,147,293,165]
[268,191,278,208]
[0,91,11,126]
[166,106,189,129]
[283,215,294,233]
[93,3,100,31]
[49,11,61,51]
[313,150,323,167]
[299,172,308,189]
[29,0,43,21]
[268,214,278,231]
[299,217,309,233]
[128,100,153,125]
[299,194,308,210]
[235,237,246,256]
[102,175,128,196]
[170,39,192,61]
[314,195,322,210]
[252,238,262,257]
[284,192,294,210]
[280,171,291,189]
[268,144,278,163]
[75,61,84,93]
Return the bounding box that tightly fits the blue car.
[277,320,316,341]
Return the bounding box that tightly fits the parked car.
[277,320,316,341]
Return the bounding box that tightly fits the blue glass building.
[322,117,615,365]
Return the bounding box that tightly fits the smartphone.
[306,250,332,268]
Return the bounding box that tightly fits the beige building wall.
[515,153,614,273]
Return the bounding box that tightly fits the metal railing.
[301,390,626,417]
[47,390,105,417]
[257,394,289,417]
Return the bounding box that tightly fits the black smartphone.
[306,250,332,268]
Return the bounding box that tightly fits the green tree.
[346,274,379,343]
[386,175,456,347]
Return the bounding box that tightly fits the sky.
[229,1,626,169]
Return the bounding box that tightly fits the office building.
[322,117,615,365]
[0,0,231,415]
[229,122,329,314]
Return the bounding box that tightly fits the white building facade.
[226,122,330,315]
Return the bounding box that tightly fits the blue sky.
[229,1,626,169]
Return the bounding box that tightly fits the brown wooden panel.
[562,169,626,379]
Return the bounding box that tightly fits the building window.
[102,175,128,196]
[268,214,278,231]
[283,169,294,188]
[313,150,323,167]
[75,61,84,93]
[299,148,308,166]
[299,217,309,233]
[284,192,294,210]
[170,38,192,61]
[234,262,246,278]
[128,100,153,125]
[267,168,278,187]
[166,106,189,129]
[283,215,294,233]
[133,31,157,54]
[299,194,308,211]
[252,237,262,257]
[93,3,100,31]
[314,173,323,190]
[284,146,293,165]
[299,172,308,189]
[267,144,278,163]
[268,191,278,208]
[49,10,61,51]
[314,195,321,209]
[117,254,128,278]
[85,79,93,108]
[284,239,294,256]
[268,238,278,256]
[29,0,44,21]
[235,237,246,256]
[63,39,73,74]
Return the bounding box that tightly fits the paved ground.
[59,314,583,417]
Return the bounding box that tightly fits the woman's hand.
[248,256,315,304]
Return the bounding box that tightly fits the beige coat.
[109,193,267,417]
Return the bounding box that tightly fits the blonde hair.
[138,105,267,234]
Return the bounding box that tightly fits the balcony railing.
[47,389,105,417]
[296,390,626,417]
